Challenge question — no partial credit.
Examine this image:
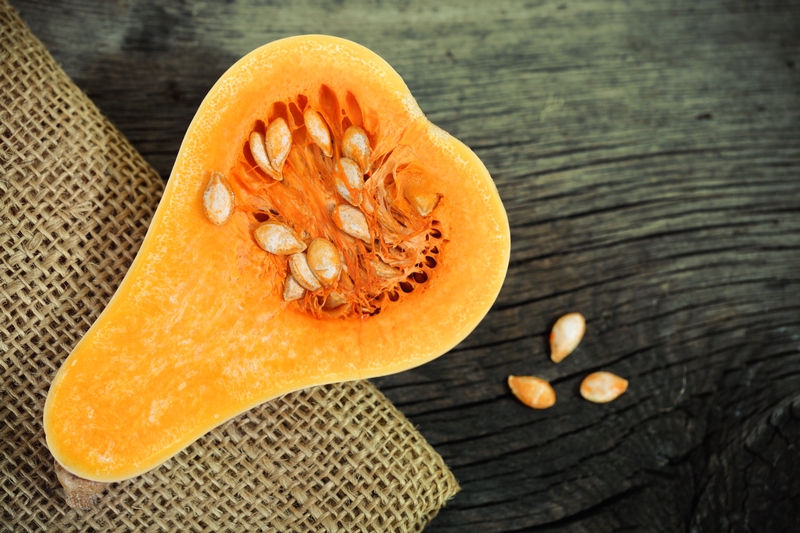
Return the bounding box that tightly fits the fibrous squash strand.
[335,158,363,206]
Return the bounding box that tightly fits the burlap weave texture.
[0,2,459,531]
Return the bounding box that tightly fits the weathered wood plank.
[13,0,800,531]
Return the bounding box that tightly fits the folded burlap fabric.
[0,2,459,530]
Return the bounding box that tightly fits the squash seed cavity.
[212,86,444,318]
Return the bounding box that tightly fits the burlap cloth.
[0,2,459,530]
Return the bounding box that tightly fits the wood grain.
[12,0,800,530]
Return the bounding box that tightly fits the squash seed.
[289,253,322,291]
[550,312,586,363]
[323,291,347,309]
[307,238,342,287]
[265,118,292,173]
[304,108,332,157]
[331,204,370,242]
[335,158,363,206]
[405,188,441,217]
[374,258,400,278]
[508,375,556,409]
[283,274,305,301]
[342,126,370,173]
[203,171,235,226]
[254,221,306,255]
[580,372,628,403]
[360,192,375,215]
[249,131,281,180]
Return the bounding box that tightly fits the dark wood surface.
[13,0,800,531]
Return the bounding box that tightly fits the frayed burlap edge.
[0,2,459,531]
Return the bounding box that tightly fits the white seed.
[202,171,235,226]
[323,291,347,309]
[249,131,280,180]
[508,375,556,409]
[266,118,292,173]
[580,372,628,403]
[405,188,441,217]
[342,126,371,173]
[550,312,586,363]
[335,158,363,206]
[306,238,342,287]
[373,258,400,278]
[304,108,332,157]
[283,274,305,302]
[253,222,306,255]
[288,253,321,291]
[332,204,370,243]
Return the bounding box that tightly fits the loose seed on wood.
[373,258,400,278]
[249,131,280,180]
[307,238,342,287]
[332,204,370,242]
[289,252,322,291]
[508,375,556,409]
[265,118,292,173]
[203,171,235,226]
[342,126,370,173]
[580,372,628,403]
[550,312,586,363]
[335,158,363,206]
[324,291,347,309]
[283,274,305,302]
[254,221,306,255]
[304,108,332,157]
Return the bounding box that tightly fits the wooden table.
[14,0,800,530]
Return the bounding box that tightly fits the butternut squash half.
[44,35,510,482]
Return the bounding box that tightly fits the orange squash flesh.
[44,35,510,482]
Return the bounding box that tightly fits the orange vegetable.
[44,35,510,482]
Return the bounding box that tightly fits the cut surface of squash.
[44,35,510,482]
